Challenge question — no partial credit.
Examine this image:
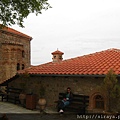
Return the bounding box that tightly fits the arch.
[17,48,21,51]
[4,48,9,52]
[94,95,104,109]
[11,48,16,51]
[89,92,107,111]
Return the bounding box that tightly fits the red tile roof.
[52,50,64,55]
[18,48,120,75]
[0,25,32,40]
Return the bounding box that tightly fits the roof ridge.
[107,48,120,52]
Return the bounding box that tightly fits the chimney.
[51,49,64,62]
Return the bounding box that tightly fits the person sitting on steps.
[58,87,73,114]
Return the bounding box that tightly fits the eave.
[19,73,106,77]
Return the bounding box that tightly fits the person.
[58,87,73,114]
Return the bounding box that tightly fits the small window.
[95,95,104,109]
[54,55,56,58]
[17,63,20,71]
[22,50,25,58]
[22,64,25,70]
[59,56,62,59]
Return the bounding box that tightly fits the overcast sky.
[13,0,120,65]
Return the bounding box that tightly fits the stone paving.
[0,102,78,120]
[0,102,39,113]
[0,101,59,114]
[0,102,104,120]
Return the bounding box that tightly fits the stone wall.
[0,30,31,83]
[9,75,105,110]
[9,75,120,112]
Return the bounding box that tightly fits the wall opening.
[94,95,104,109]
[17,63,20,70]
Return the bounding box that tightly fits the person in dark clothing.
[58,87,73,114]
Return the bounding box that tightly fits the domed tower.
[51,49,64,62]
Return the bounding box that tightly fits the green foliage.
[104,69,118,94]
[111,85,120,98]
[0,0,51,27]
[103,69,120,111]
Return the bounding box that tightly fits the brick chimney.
[51,49,64,62]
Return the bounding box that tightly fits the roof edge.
[0,25,32,40]
[1,29,32,40]
[18,73,107,77]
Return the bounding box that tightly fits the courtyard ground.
[0,102,78,120]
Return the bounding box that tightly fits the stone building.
[0,26,32,84]
[4,48,120,113]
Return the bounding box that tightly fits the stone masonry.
[0,28,32,84]
[9,75,120,112]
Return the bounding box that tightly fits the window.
[17,63,20,71]
[59,56,62,59]
[54,55,56,58]
[95,95,104,109]
[22,64,25,70]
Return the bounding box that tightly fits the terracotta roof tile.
[52,50,64,55]
[0,25,32,40]
[18,48,120,75]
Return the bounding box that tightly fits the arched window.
[17,63,20,71]
[95,95,104,109]
[22,64,25,70]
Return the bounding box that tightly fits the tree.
[0,0,51,27]
[103,69,120,112]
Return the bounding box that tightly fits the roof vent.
[51,49,64,62]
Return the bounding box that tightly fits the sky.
[13,0,120,65]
